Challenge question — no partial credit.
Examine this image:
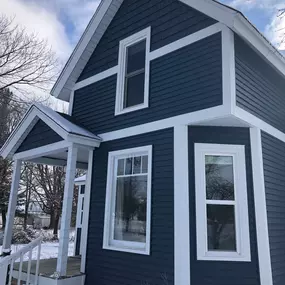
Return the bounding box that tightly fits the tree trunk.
[1,208,6,229]
[53,214,60,240]
[49,211,55,229]
[23,204,28,230]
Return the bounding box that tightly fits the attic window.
[115,27,151,116]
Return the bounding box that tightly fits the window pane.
[126,40,146,74]
[142,156,148,173]
[125,158,133,175]
[125,72,145,108]
[117,159,125,175]
[205,155,234,200]
[207,205,236,251]
[133,156,142,174]
[114,176,147,243]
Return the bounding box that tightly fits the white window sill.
[198,251,251,262]
[115,103,149,116]
[103,244,150,255]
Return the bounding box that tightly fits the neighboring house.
[1,1,285,285]
[27,201,51,229]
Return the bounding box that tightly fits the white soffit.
[51,0,285,102]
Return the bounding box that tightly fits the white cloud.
[0,0,100,110]
[225,0,285,50]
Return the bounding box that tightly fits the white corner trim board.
[249,128,273,285]
[221,26,236,113]
[174,126,191,285]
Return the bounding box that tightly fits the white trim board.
[174,126,191,285]
[235,107,285,144]
[99,105,229,142]
[74,23,223,91]
[250,128,273,285]
[51,0,285,102]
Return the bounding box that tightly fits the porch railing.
[0,237,43,285]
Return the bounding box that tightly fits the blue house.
[1,0,285,285]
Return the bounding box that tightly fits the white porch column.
[57,145,78,276]
[81,149,94,273]
[2,159,22,254]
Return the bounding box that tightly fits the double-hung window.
[115,27,151,115]
[103,146,152,255]
[195,143,251,262]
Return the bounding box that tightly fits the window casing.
[103,146,152,255]
[195,143,251,262]
[115,27,151,116]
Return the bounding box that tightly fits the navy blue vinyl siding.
[78,0,217,81]
[85,128,174,285]
[16,120,62,153]
[188,126,260,285]
[261,131,285,285]
[235,35,285,133]
[73,33,222,134]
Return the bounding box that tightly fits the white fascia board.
[51,0,123,100]
[13,141,71,161]
[232,15,285,77]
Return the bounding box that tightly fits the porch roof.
[0,103,101,161]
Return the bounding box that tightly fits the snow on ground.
[0,242,74,261]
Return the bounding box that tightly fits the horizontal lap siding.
[188,127,260,285]
[78,0,217,81]
[16,120,62,153]
[262,131,285,285]
[73,33,222,134]
[235,35,285,133]
[85,128,174,285]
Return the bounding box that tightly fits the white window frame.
[195,143,251,262]
[103,145,152,255]
[115,27,151,116]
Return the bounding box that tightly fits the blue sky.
[1,0,284,64]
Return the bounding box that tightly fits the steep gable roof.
[0,104,101,159]
[51,0,285,102]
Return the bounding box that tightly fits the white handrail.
[0,237,43,285]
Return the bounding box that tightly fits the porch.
[0,104,101,285]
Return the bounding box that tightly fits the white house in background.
[28,201,51,229]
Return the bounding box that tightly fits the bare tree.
[0,14,59,96]
[31,165,65,239]
[0,88,25,229]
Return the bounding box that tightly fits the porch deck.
[14,256,82,278]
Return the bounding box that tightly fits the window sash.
[195,143,251,262]
[115,27,151,116]
[103,146,152,255]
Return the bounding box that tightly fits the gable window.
[115,27,151,116]
[195,144,251,262]
[103,146,152,254]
